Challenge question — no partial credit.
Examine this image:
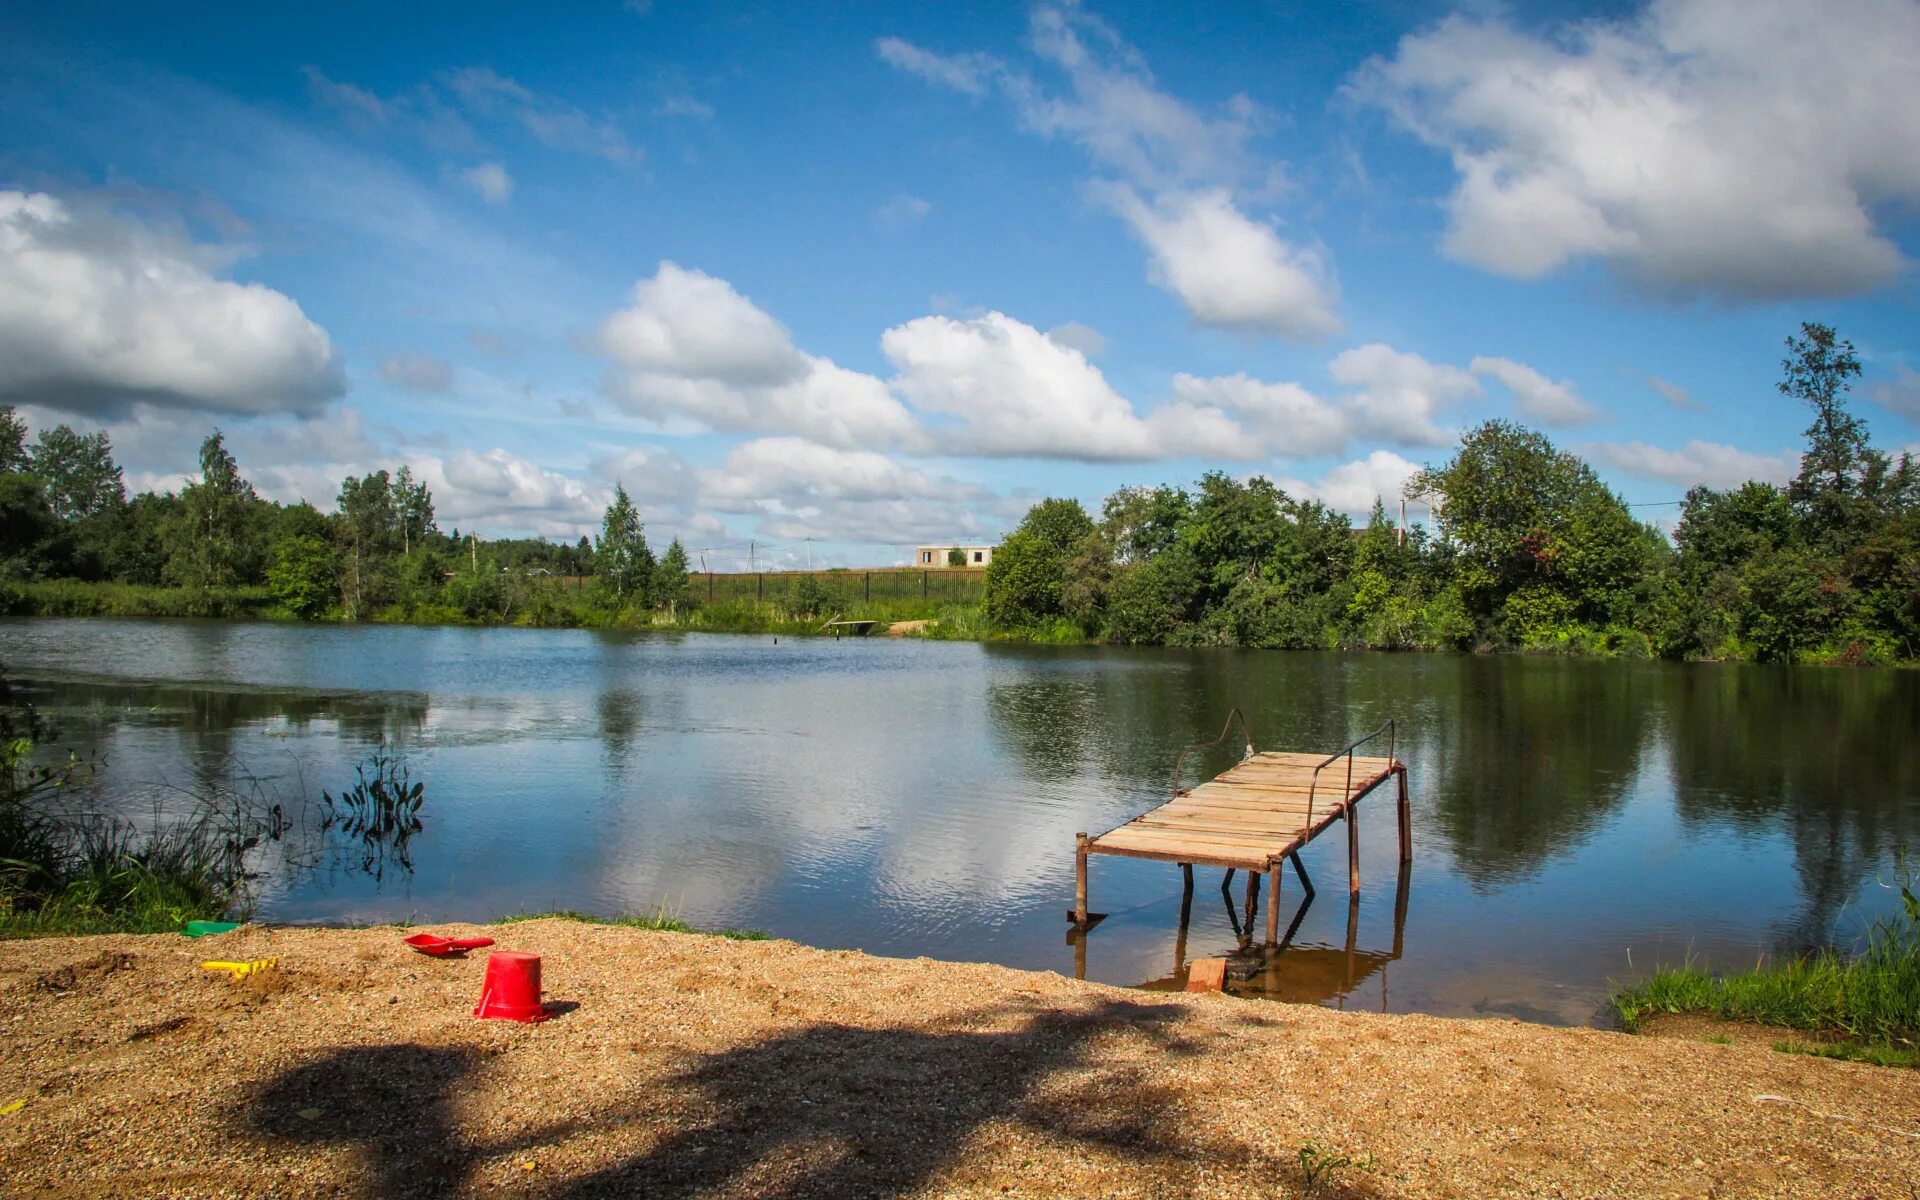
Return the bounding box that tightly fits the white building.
[914,544,997,568]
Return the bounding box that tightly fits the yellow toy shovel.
[201,957,278,981]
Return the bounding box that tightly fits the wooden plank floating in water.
[819,619,877,638]
[1072,718,1409,947]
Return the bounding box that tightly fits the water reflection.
[2,618,1916,1027]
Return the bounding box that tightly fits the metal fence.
[697,568,986,608]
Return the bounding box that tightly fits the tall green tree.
[653,536,692,613]
[28,426,124,522]
[336,469,398,617]
[168,431,260,590]
[984,498,1093,627]
[393,465,436,557]
[0,405,29,474]
[593,484,653,606]
[1780,322,1876,544]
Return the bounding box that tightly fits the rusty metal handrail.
[1305,719,1397,833]
[1170,708,1255,800]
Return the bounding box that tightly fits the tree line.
[983,323,1919,663]
[0,416,693,625]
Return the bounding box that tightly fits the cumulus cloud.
[0,191,343,416]
[882,310,1257,461]
[1045,321,1107,358]
[1169,373,1348,457]
[698,437,998,545]
[1588,439,1800,489]
[1350,0,1920,298]
[1328,344,1481,447]
[459,162,513,204]
[1096,185,1341,341]
[1469,356,1600,426]
[1281,450,1425,517]
[378,352,453,393]
[879,5,1331,337]
[1870,364,1920,422]
[593,262,919,448]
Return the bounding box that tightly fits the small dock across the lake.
[1072,718,1409,946]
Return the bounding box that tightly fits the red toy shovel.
[402,933,496,958]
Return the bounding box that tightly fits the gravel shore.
[2,920,1916,1198]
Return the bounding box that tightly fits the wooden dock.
[1072,718,1409,946]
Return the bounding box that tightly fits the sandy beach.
[2,919,1916,1198]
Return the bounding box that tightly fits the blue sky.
[3,0,1918,567]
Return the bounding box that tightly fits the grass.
[0,817,246,938]
[500,907,769,941]
[1612,859,1920,1066]
[1,579,278,620]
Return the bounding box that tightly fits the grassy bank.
[1613,866,1920,1067]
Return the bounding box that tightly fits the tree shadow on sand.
[241,998,1357,1199]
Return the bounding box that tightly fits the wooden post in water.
[1347,806,1360,898]
[1242,869,1259,931]
[1396,765,1412,863]
[1265,858,1282,945]
[1073,833,1090,927]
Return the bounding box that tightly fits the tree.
[653,537,692,613]
[1782,323,1868,522]
[337,470,398,617]
[984,498,1093,627]
[0,475,65,579]
[268,534,335,619]
[28,425,124,522]
[393,465,436,557]
[2,406,32,473]
[593,484,653,607]
[168,431,259,590]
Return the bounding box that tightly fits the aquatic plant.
[1613,852,1920,1064]
[319,748,425,882]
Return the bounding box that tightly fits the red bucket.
[472,951,548,1023]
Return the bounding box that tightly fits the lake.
[3,617,1916,1026]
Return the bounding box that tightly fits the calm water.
[4,617,1917,1026]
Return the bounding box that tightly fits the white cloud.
[1045,321,1107,358]
[1469,355,1599,426]
[1328,344,1481,447]
[440,67,637,165]
[459,161,513,204]
[874,37,998,96]
[594,262,919,448]
[1281,450,1424,517]
[1869,364,1920,421]
[0,191,343,416]
[654,95,714,120]
[1647,375,1699,411]
[698,437,998,546]
[1169,372,1348,457]
[876,193,933,224]
[378,352,453,393]
[879,6,1328,337]
[1350,0,1920,298]
[1096,185,1341,340]
[1588,439,1800,489]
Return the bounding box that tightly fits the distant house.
[914,544,997,568]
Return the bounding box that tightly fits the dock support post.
[1348,806,1361,899]
[1073,833,1090,927]
[1265,860,1281,945]
[1242,869,1259,932]
[1396,766,1412,863]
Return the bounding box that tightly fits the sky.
[3,0,1919,569]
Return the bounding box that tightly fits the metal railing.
[1305,719,1397,832]
[1169,707,1256,801]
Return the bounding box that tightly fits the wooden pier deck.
[1073,719,1409,946]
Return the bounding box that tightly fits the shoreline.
[3,920,1916,1197]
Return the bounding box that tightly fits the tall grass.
[1613,858,1920,1064]
[1,580,277,619]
